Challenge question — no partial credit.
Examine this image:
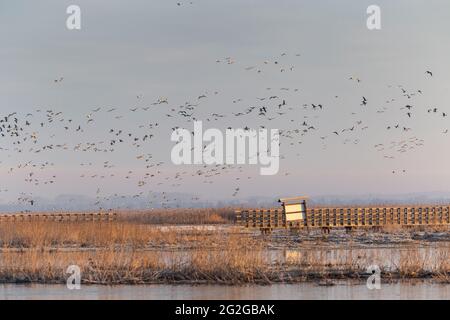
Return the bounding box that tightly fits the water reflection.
[0,281,448,300]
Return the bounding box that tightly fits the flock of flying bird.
[0,48,444,210]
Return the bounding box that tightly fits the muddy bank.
[1,267,448,286]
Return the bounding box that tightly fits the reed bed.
[0,248,269,284]
[117,208,236,225]
[0,245,448,284]
[0,219,448,284]
[0,221,253,249]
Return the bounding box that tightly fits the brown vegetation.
[116,207,236,225]
[0,211,448,285]
[0,221,248,249]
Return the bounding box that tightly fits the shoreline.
[0,275,448,286]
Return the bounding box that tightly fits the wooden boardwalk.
[236,205,450,232]
[0,212,117,222]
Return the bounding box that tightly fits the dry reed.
[0,218,448,284]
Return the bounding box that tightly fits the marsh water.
[0,281,448,300]
[0,234,448,299]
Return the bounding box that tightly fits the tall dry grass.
[0,232,270,284]
[1,244,448,284]
[116,208,236,225]
[0,221,252,249]
[0,218,448,284]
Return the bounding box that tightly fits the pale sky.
[1,0,450,206]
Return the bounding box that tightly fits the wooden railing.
[0,212,117,222]
[236,206,450,231]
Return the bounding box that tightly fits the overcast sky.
[1,1,450,205]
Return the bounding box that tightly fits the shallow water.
[0,281,448,300]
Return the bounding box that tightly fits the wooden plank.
[235,204,450,230]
